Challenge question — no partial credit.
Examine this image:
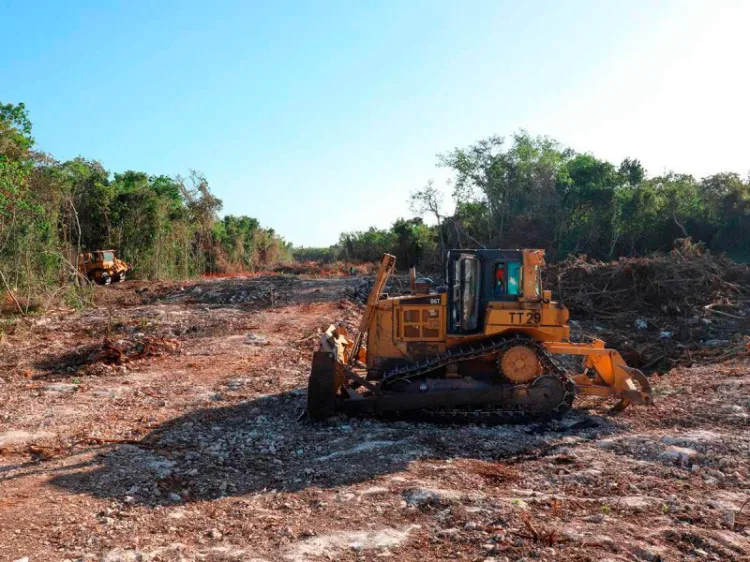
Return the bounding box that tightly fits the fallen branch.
[735,497,750,530]
[704,307,745,321]
[641,354,665,370]
[0,268,24,316]
[295,332,320,343]
[705,302,743,310]
[710,344,750,363]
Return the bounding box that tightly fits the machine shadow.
[49,390,625,505]
[32,343,103,378]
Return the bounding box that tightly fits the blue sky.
[2,1,749,246]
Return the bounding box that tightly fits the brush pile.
[32,335,182,377]
[544,239,749,317]
[544,240,750,370]
[90,336,181,365]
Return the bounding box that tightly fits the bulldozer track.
[378,335,576,424]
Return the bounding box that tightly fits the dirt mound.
[544,241,750,370]
[274,260,377,277]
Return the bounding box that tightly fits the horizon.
[2,0,749,246]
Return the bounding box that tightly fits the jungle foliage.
[0,102,289,300]
[299,133,750,270]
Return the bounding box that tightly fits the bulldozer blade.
[306,351,344,420]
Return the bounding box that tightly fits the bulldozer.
[77,250,129,285]
[307,249,652,421]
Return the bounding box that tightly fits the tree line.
[0,101,289,300]
[296,132,749,270]
[4,99,747,303]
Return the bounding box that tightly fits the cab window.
[494,262,521,296]
[507,262,521,296]
[460,257,480,331]
[493,263,506,295]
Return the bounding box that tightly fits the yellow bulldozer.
[307,249,652,421]
[77,250,129,285]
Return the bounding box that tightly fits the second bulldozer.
[77,250,130,285]
[308,249,652,421]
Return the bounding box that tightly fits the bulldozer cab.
[447,249,544,334]
[77,249,129,284]
[78,250,115,266]
[92,250,116,263]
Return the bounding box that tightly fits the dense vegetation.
[0,102,289,302]
[3,100,748,307]
[298,133,749,270]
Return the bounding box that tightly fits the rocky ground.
[1,274,749,561]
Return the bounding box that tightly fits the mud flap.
[307,351,344,420]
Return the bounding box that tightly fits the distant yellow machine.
[308,249,652,421]
[77,250,129,285]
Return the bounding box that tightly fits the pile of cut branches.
[544,240,749,318]
[543,240,750,370]
[91,336,181,365]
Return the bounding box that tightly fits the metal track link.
[377,335,576,423]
